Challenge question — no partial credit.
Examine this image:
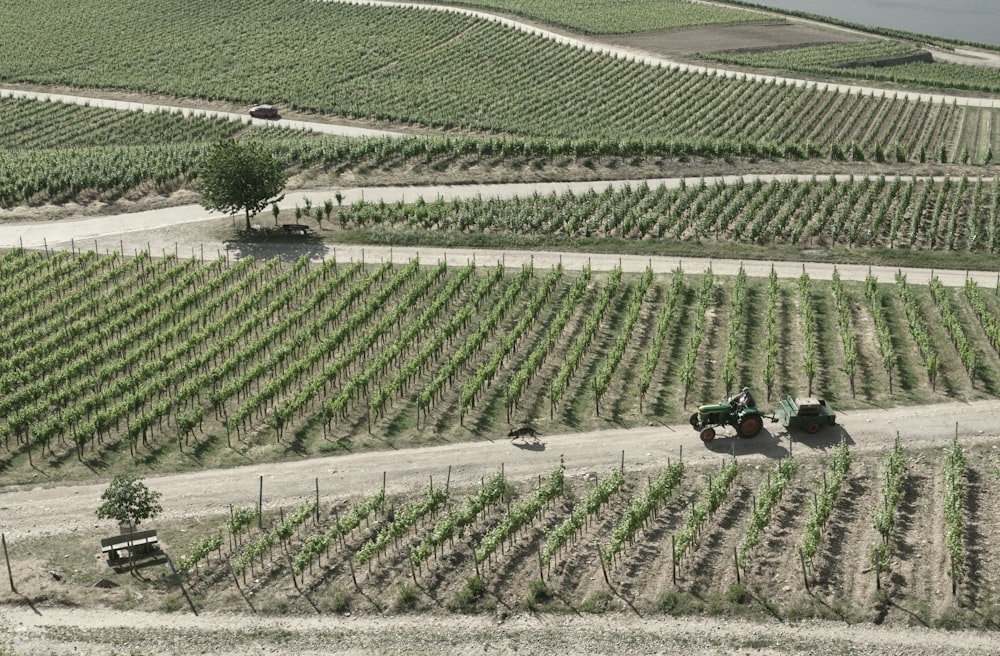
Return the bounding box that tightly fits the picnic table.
[281,223,313,235]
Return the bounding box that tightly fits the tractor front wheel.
[689,413,700,429]
[738,415,763,438]
[700,427,716,443]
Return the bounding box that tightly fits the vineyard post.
[799,548,810,593]
[43,237,48,257]
[315,478,320,525]
[348,557,360,592]
[733,546,740,585]
[2,533,15,593]
[597,545,610,587]
[334,507,344,548]
[258,475,263,530]
[409,555,417,584]
[229,505,235,551]
[446,465,452,493]
[537,549,544,582]
[671,536,676,585]
[620,450,625,473]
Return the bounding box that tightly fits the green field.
[2,248,998,485]
[702,41,1000,94]
[0,97,304,149]
[7,0,1000,636]
[408,0,767,34]
[0,0,974,148]
[339,175,1000,252]
[2,1,999,210]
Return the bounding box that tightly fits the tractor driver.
[731,387,756,410]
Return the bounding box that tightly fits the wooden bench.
[281,223,313,235]
[100,529,159,563]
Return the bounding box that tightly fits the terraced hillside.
[3,0,1000,649]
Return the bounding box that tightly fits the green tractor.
[689,389,765,443]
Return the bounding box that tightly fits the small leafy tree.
[198,141,288,231]
[323,199,334,225]
[96,474,163,531]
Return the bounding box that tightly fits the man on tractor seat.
[730,387,756,410]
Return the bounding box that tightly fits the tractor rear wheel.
[804,421,822,435]
[738,415,763,438]
[699,427,716,443]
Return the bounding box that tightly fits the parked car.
[249,104,279,119]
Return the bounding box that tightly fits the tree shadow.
[222,233,329,264]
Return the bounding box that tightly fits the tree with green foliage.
[96,474,163,530]
[198,141,288,231]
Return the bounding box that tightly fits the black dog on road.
[507,426,539,440]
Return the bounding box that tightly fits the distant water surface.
[747,0,1000,47]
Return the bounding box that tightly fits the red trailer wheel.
[699,427,716,443]
[804,421,822,435]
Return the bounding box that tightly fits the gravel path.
[1,177,997,288]
[0,88,407,138]
[3,606,1000,656]
[3,398,998,542]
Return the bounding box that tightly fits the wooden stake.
[349,557,360,592]
[671,535,677,585]
[734,546,741,585]
[800,548,810,593]
[597,545,610,587]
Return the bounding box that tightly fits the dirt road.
[3,604,999,656]
[1,177,998,288]
[3,398,998,543]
